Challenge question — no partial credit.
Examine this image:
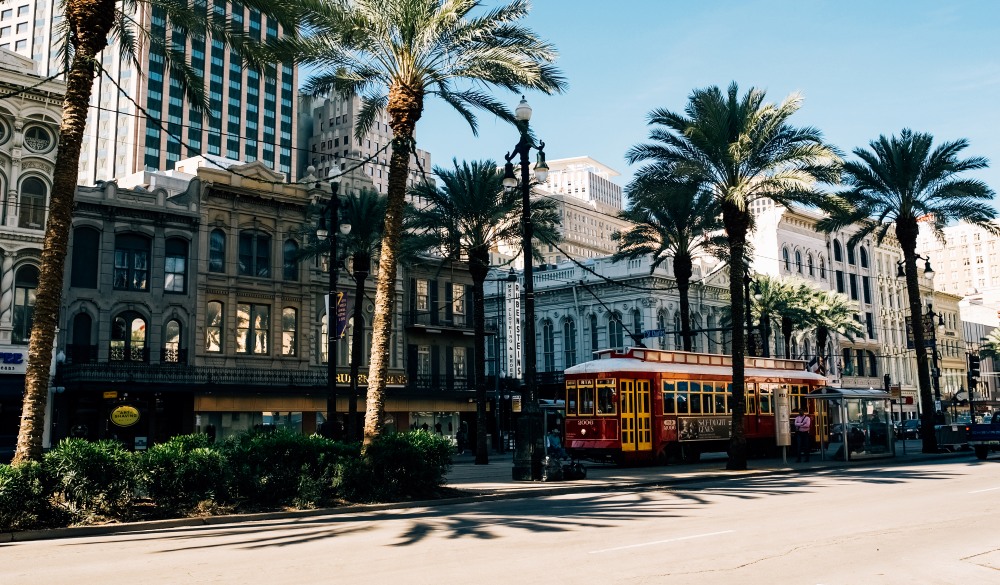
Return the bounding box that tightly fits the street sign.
[325,292,349,339]
[512,394,522,413]
[643,329,666,339]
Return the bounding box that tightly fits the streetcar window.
[676,381,689,414]
[662,381,676,414]
[745,383,757,415]
[759,384,773,414]
[726,383,734,413]
[689,381,701,413]
[579,386,595,415]
[566,387,578,416]
[597,384,616,415]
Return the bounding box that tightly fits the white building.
[918,219,1000,307]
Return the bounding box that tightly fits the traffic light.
[968,353,981,390]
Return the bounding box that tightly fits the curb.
[1,449,966,543]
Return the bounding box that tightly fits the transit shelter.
[808,387,894,461]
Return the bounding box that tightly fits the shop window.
[12,265,38,345]
[111,312,147,361]
[236,303,270,354]
[164,319,181,362]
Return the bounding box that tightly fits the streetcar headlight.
[580,429,587,436]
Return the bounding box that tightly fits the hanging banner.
[504,281,522,380]
[325,292,349,339]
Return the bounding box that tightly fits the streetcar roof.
[564,357,826,381]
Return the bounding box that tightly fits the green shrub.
[44,438,137,522]
[218,430,358,509]
[0,462,67,532]
[138,435,227,516]
[338,431,454,503]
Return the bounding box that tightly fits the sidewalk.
[445,439,964,496]
[2,440,964,543]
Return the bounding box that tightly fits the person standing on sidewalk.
[794,408,812,462]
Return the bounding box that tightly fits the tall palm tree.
[13,0,300,465]
[751,276,825,359]
[817,129,997,453]
[626,82,839,470]
[281,0,565,447]
[407,159,560,464]
[979,328,1000,362]
[613,179,724,351]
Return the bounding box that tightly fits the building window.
[807,254,814,277]
[859,246,869,268]
[164,238,187,293]
[847,244,856,265]
[819,257,826,279]
[205,301,223,352]
[542,319,555,372]
[283,240,299,281]
[590,314,599,352]
[563,318,577,367]
[236,303,270,354]
[833,240,843,262]
[452,283,465,326]
[453,346,467,379]
[632,310,642,346]
[417,345,431,379]
[164,319,181,362]
[113,234,150,290]
[849,274,858,300]
[415,279,429,311]
[281,307,297,356]
[110,312,147,362]
[836,270,845,294]
[12,265,38,345]
[70,227,100,288]
[209,229,226,272]
[238,230,271,277]
[795,251,802,273]
[782,247,790,271]
[18,177,47,229]
[609,313,624,351]
[23,125,53,153]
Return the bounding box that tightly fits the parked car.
[898,419,920,440]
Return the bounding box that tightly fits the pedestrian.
[455,427,467,455]
[546,428,567,459]
[793,408,812,462]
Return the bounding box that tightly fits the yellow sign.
[103,391,118,400]
[110,405,140,427]
[512,395,522,413]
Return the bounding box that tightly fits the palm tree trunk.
[723,202,748,470]
[13,3,112,464]
[674,253,694,352]
[347,256,370,442]
[897,219,938,453]
[760,316,772,358]
[362,84,423,448]
[816,327,829,370]
[469,250,490,464]
[782,316,793,359]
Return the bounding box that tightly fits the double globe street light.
[317,178,351,439]
[502,96,549,481]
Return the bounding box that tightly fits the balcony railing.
[404,311,472,330]
[408,374,474,393]
[65,344,99,364]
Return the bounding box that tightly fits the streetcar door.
[620,379,636,451]
[636,379,652,451]
[744,382,759,436]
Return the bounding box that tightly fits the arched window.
[111,312,147,362]
[283,240,299,282]
[563,318,577,367]
[691,315,702,352]
[320,312,329,364]
[795,250,802,273]
[282,307,297,356]
[163,319,182,363]
[12,265,38,345]
[657,312,667,350]
[833,240,843,262]
[236,303,270,354]
[18,177,47,229]
[847,244,856,265]
[631,310,642,347]
[70,227,100,288]
[238,229,271,277]
[819,257,826,279]
[541,319,555,372]
[590,314,599,352]
[782,247,790,271]
[209,229,226,273]
[70,312,93,363]
[673,313,682,350]
[859,246,869,268]
[113,234,150,291]
[205,301,223,352]
[807,254,814,277]
[706,315,717,353]
[164,238,188,293]
[608,313,624,351]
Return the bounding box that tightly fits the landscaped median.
[0,430,454,533]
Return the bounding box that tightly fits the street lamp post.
[317,180,351,439]
[503,96,549,481]
[925,303,945,417]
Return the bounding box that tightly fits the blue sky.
[410,0,1000,199]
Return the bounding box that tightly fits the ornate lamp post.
[503,96,549,481]
[317,179,351,438]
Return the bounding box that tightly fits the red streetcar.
[563,348,826,464]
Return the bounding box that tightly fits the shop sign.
[678,416,731,441]
[504,281,522,379]
[0,351,26,374]
[110,405,141,427]
[103,391,118,400]
[511,394,522,413]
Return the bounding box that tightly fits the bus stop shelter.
[808,387,894,461]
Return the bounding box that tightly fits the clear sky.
[410,0,1000,200]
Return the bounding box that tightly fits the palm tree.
[407,159,560,464]
[751,276,826,359]
[282,0,565,447]
[980,329,1000,362]
[808,290,864,370]
[626,83,839,470]
[817,129,997,453]
[12,0,300,465]
[613,179,724,351]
